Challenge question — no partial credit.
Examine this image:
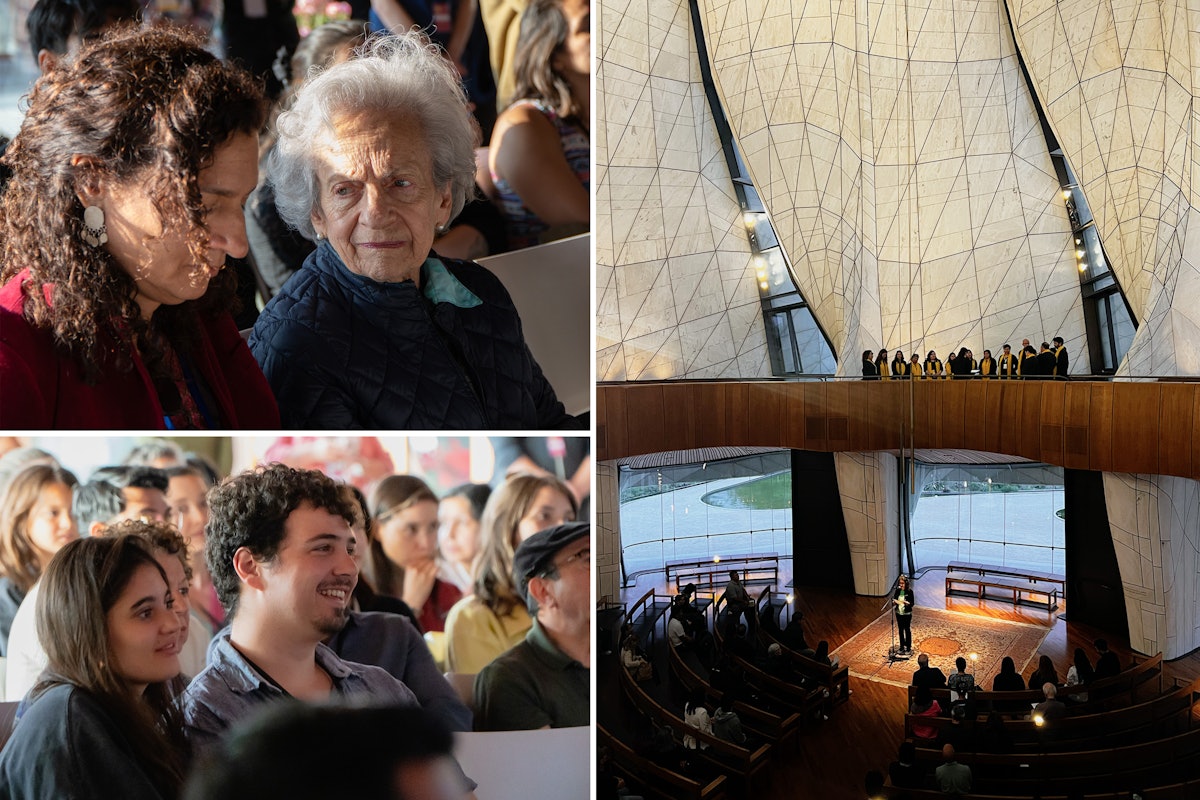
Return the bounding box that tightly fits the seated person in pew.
[620,634,653,682]
[1032,682,1067,722]
[474,522,590,730]
[912,652,948,689]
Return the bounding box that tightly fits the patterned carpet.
[831,607,1052,688]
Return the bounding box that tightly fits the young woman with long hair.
[367,475,462,633]
[0,535,188,798]
[0,462,78,654]
[442,473,577,673]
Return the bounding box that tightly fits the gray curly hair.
[268,31,479,240]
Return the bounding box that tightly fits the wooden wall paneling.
[826,382,851,448]
[597,386,622,461]
[961,383,986,452]
[803,382,829,451]
[746,383,785,448]
[991,380,1020,457]
[785,383,807,446]
[1062,382,1092,470]
[866,383,894,451]
[1111,383,1161,474]
[1017,382,1043,460]
[1089,382,1114,473]
[846,380,872,451]
[693,383,728,449]
[724,383,751,446]
[623,384,667,456]
[1158,384,1195,477]
[1039,381,1066,466]
[940,380,967,449]
[661,384,695,451]
[977,381,1002,454]
[911,381,935,450]
[1193,388,1200,480]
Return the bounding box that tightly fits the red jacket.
[0,269,280,429]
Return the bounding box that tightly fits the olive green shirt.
[474,618,589,730]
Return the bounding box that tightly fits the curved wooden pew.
[599,722,728,800]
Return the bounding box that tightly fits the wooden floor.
[607,569,1200,800]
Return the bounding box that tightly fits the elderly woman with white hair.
[249,32,579,430]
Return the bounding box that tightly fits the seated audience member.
[781,613,808,651]
[165,464,224,636]
[909,685,942,740]
[366,475,462,633]
[992,655,1025,691]
[1094,638,1120,679]
[489,0,589,249]
[113,519,211,679]
[122,439,186,469]
[946,656,975,700]
[621,634,653,682]
[711,692,746,745]
[475,521,590,730]
[1033,682,1067,722]
[437,483,492,594]
[805,639,839,669]
[1065,646,1094,701]
[183,465,428,756]
[597,745,644,800]
[0,26,280,429]
[0,463,78,654]
[912,652,947,689]
[0,536,188,799]
[977,711,1014,754]
[1028,653,1059,690]
[25,0,140,73]
[246,20,367,297]
[935,744,972,795]
[889,740,925,789]
[444,474,576,673]
[341,485,418,622]
[5,466,171,701]
[681,688,711,750]
[184,703,469,800]
[325,608,472,732]
[250,32,578,430]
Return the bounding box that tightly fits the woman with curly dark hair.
[0,25,279,429]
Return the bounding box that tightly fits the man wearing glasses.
[474,521,590,730]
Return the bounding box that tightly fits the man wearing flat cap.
[474,521,591,730]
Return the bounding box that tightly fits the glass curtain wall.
[619,451,793,581]
[909,462,1066,574]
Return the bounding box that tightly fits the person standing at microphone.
[894,575,914,654]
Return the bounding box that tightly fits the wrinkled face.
[532,536,590,627]
[26,482,78,566]
[551,0,591,80]
[167,473,210,550]
[154,551,191,654]
[516,487,575,542]
[93,133,257,320]
[260,503,358,639]
[106,563,182,695]
[379,499,439,570]
[438,495,480,568]
[118,487,170,525]
[311,112,453,284]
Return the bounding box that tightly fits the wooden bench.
[906,652,1163,715]
[755,588,851,703]
[946,560,1065,611]
[666,553,779,596]
[902,675,1199,747]
[599,722,728,800]
[617,647,773,788]
[627,589,673,648]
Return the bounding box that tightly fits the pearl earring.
[82,205,107,247]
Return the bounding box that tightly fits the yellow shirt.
[444,595,533,674]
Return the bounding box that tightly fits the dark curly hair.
[205,463,356,617]
[0,24,266,383]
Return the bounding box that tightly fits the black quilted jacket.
[249,243,578,429]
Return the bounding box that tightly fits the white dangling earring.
[82,205,108,248]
